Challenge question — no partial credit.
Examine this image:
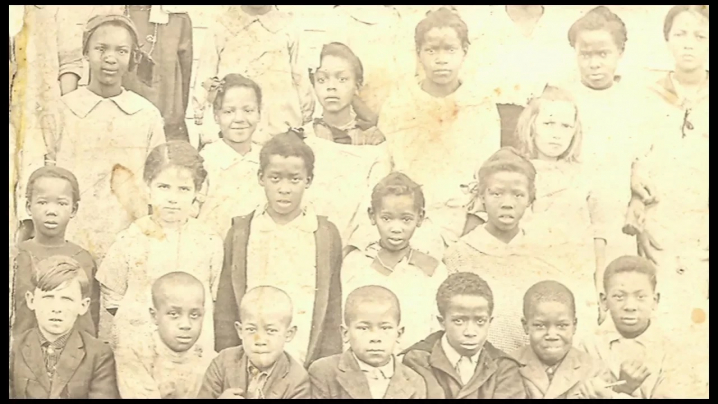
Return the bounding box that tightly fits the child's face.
[533,101,577,160]
[667,11,709,73]
[214,86,260,146]
[151,285,205,353]
[419,27,466,87]
[369,194,424,252]
[314,55,357,114]
[522,301,576,367]
[148,166,196,225]
[26,177,77,242]
[259,155,310,221]
[574,30,622,90]
[26,280,89,339]
[343,301,403,367]
[601,272,658,338]
[236,310,296,371]
[480,171,531,233]
[439,294,492,357]
[85,24,133,89]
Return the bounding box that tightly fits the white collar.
[252,204,319,233]
[62,87,150,118]
[204,139,260,171]
[462,224,528,257]
[441,333,482,368]
[353,351,395,379]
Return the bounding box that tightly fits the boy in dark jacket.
[401,272,526,399]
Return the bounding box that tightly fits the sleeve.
[177,13,194,118]
[88,346,121,399]
[287,22,316,124]
[586,185,608,241]
[95,232,131,311]
[191,27,221,117]
[287,371,311,399]
[414,376,428,399]
[55,6,84,80]
[493,361,528,399]
[114,345,161,399]
[319,223,344,359]
[208,233,224,301]
[196,357,224,399]
[307,362,331,399]
[214,226,241,352]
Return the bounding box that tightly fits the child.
[510,280,612,399]
[624,5,709,335]
[197,73,266,238]
[378,7,501,249]
[309,286,427,399]
[96,141,223,355]
[114,272,215,398]
[192,5,315,145]
[514,85,606,323]
[342,172,447,352]
[12,167,99,339]
[52,14,166,264]
[198,286,309,399]
[561,6,649,262]
[580,255,683,398]
[214,131,343,367]
[10,255,119,399]
[444,147,567,354]
[401,272,526,399]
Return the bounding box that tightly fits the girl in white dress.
[97,141,223,355]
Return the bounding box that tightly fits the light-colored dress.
[53,87,166,262]
[342,244,448,353]
[198,139,264,239]
[193,6,314,143]
[96,216,223,355]
[379,79,502,248]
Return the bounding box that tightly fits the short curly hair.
[259,130,316,181]
[436,272,494,317]
[415,6,470,52]
[477,147,537,204]
[568,6,628,52]
[523,280,576,319]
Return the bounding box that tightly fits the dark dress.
[122,6,193,142]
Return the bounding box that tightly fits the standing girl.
[514,85,606,327]
[193,5,314,146]
[97,141,223,355]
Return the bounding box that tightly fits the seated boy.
[401,272,526,399]
[511,280,613,399]
[342,172,447,353]
[12,166,100,339]
[308,285,427,399]
[580,255,682,398]
[10,255,119,399]
[199,286,309,399]
[114,272,215,398]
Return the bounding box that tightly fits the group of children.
[10,5,709,400]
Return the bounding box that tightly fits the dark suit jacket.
[197,346,309,399]
[510,345,611,399]
[401,331,527,399]
[213,213,343,367]
[308,349,427,399]
[10,328,119,399]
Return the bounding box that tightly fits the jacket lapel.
[456,348,498,399]
[262,353,290,399]
[544,349,583,399]
[49,330,85,399]
[305,218,330,366]
[335,350,372,399]
[428,341,462,394]
[515,346,550,397]
[232,350,249,391]
[21,329,51,393]
[383,363,412,399]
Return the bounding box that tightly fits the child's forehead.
[484,171,531,188]
[318,55,355,73]
[32,176,74,195]
[265,155,308,171]
[607,271,654,291]
[446,294,491,313]
[377,193,419,210]
[529,300,574,316]
[575,29,618,49]
[422,26,463,46]
[221,86,259,104]
[35,279,82,296]
[674,10,710,30]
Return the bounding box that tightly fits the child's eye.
[244,108,255,113]
[316,78,325,84]
[291,177,301,183]
[95,46,104,52]
[267,328,278,334]
[246,327,256,333]
[476,319,486,325]
[190,313,201,319]
[270,176,280,182]
[158,184,169,189]
[402,217,413,223]
[339,77,348,83]
[381,216,390,222]
[357,326,368,331]
[381,326,393,331]
[59,201,68,206]
[180,186,192,192]
[119,49,128,55]
[169,312,179,318]
[533,323,545,329]
[37,201,47,205]
[452,319,464,325]
[515,193,525,198]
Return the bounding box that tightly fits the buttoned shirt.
[246,360,276,399]
[354,353,394,399]
[441,334,482,385]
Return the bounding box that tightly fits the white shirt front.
[441,334,482,385]
[354,352,395,399]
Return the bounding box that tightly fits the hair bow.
[202,77,226,106]
[287,126,307,140]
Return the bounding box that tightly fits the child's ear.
[367,207,376,225]
[653,292,660,307]
[149,307,157,324]
[341,324,350,345]
[396,326,405,340]
[436,315,445,330]
[25,200,32,218]
[305,175,313,188]
[521,317,529,335]
[599,292,608,312]
[416,208,426,227]
[25,290,35,311]
[234,321,243,340]
[214,111,220,125]
[78,297,90,316]
[257,171,265,187]
[285,325,297,343]
[71,202,79,218]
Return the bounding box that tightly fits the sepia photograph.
[9,5,709,399]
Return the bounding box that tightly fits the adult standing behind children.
[192,5,315,146]
[52,14,166,264]
[378,7,501,253]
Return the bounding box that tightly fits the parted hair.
[212,73,263,114]
[568,6,628,52]
[32,255,90,299]
[663,5,709,41]
[143,141,208,190]
[316,42,364,87]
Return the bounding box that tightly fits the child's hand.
[576,377,613,399]
[218,388,245,399]
[636,229,663,266]
[622,197,645,236]
[194,111,204,126]
[631,170,658,206]
[616,360,651,395]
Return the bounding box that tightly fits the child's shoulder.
[76,329,114,356]
[307,352,342,374]
[409,250,441,277]
[61,87,161,118]
[483,341,521,368]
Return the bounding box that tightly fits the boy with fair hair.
[114,272,215,398]
[10,255,119,399]
[199,286,309,399]
[309,286,427,399]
